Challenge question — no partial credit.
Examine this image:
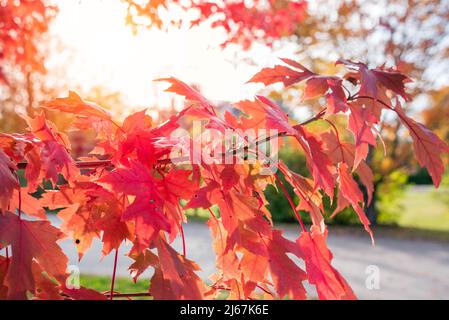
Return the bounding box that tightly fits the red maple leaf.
[395,103,449,187]
[297,227,356,300]
[0,212,68,299]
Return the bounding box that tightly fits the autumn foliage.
[0,0,56,81]
[0,55,448,300]
[125,0,307,49]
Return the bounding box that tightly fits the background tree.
[0,0,57,131]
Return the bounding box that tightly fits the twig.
[104,292,152,298]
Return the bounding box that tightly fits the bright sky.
[50,0,297,109]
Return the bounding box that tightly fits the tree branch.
[15,108,327,170]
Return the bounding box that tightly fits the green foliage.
[376,170,408,225]
[264,146,361,226]
[264,146,306,223]
[408,168,433,185]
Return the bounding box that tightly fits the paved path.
[47,215,449,300]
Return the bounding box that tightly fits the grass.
[80,274,151,299]
[397,186,449,232]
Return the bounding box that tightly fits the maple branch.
[219,107,327,158]
[348,95,394,110]
[14,108,327,171]
[297,108,326,126]
[104,292,152,298]
[16,159,114,170]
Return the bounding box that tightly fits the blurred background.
[1,0,449,299]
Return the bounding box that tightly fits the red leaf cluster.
[0,57,447,300]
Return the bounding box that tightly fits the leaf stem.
[105,292,152,298]
[273,173,307,233]
[109,248,119,300]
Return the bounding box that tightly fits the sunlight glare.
[50,0,288,110]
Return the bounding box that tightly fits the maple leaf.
[129,249,158,282]
[122,109,152,133]
[24,113,78,185]
[159,169,197,202]
[233,99,270,130]
[395,103,449,187]
[155,77,215,113]
[338,60,410,101]
[303,76,329,100]
[255,95,296,135]
[153,237,206,300]
[239,250,268,298]
[297,227,356,300]
[248,64,313,87]
[219,165,240,190]
[0,132,46,192]
[295,126,336,197]
[114,110,171,167]
[123,195,170,251]
[42,91,112,122]
[320,130,374,204]
[0,212,68,299]
[32,263,64,300]
[0,148,19,212]
[10,189,46,220]
[0,256,8,299]
[0,55,445,301]
[40,184,131,259]
[218,191,272,244]
[61,286,107,300]
[98,161,157,195]
[325,78,349,114]
[337,163,374,243]
[96,203,132,257]
[248,59,349,115]
[185,180,221,209]
[348,103,378,168]
[40,189,96,259]
[99,162,170,251]
[267,230,307,299]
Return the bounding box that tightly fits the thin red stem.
[111,119,126,134]
[256,284,274,297]
[16,160,113,170]
[105,292,152,298]
[18,183,22,219]
[349,95,392,109]
[180,223,186,257]
[109,248,119,300]
[175,203,187,257]
[274,173,307,233]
